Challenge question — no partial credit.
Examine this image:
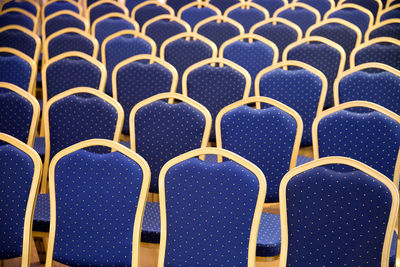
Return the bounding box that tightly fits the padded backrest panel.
[354,43,400,71]
[0,29,36,60]
[134,4,170,27]
[180,6,217,29]
[197,21,241,48]
[327,8,370,36]
[89,3,125,24]
[145,20,187,54]
[0,53,31,91]
[45,14,86,38]
[44,1,79,18]
[0,11,33,31]
[277,7,318,36]
[48,32,95,60]
[227,7,266,32]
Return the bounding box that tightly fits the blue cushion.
[0,53,32,92]
[48,32,95,61]
[277,6,318,36]
[197,20,241,48]
[89,3,126,24]
[180,7,217,29]
[33,137,45,160]
[227,6,266,32]
[134,4,170,27]
[256,212,281,257]
[354,43,400,72]
[44,1,80,18]
[0,11,34,31]
[45,14,86,38]
[389,231,397,267]
[0,28,37,60]
[2,0,37,16]
[296,155,313,166]
[141,202,161,243]
[32,193,50,232]
[327,8,371,37]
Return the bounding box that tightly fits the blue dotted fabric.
[220,105,297,202]
[284,166,393,266]
[252,0,285,17]
[0,11,34,31]
[209,0,241,13]
[52,149,144,266]
[141,201,161,243]
[369,23,400,41]
[134,100,206,192]
[134,4,170,28]
[296,155,313,166]
[48,32,95,60]
[124,0,147,13]
[259,68,323,146]
[45,14,86,38]
[32,194,50,232]
[115,62,174,134]
[89,3,126,24]
[327,8,371,37]
[297,0,331,17]
[163,158,261,266]
[2,1,37,16]
[381,9,400,21]
[44,1,80,18]
[341,0,380,19]
[227,7,266,33]
[164,38,214,93]
[317,110,400,182]
[180,7,218,29]
[197,21,241,48]
[0,144,34,259]
[33,137,45,161]
[0,29,36,60]
[256,212,281,257]
[166,0,194,13]
[104,35,152,95]
[0,53,32,92]
[354,43,400,72]
[223,40,276,96]
[46,56,102,100]
[277,6,318,37]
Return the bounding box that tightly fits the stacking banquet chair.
[103,30,156,95]
[378,4,400,21]
[0,8,37,33]
[349,37,400,71]
[220,33,279,96]
[292,0,335,17]
[224,2,270,33]
[177,1,221,29]
[182,57,251,141]
[131,0,174,29]
[41,0,82,23]
[43,139,150,267]
[279,156,399,266]
[0,133,42,267]
[255,61,327,148]
[251,0,287,17]
[112,55,178,135]
[0,82,39,147]
[250,17,302,60]
[338,0,383,21]
[0,0,39,21]
[365,19,400,41]
[160,32,218,93]
[282,36,346,108]
[42,10,89,41]
[208,0,242,13]
[123,0,147,13]
[273,2,321,37]
[215,97,303,204]
[142,15,190,56]
[193,15,245,48]
[130,92,211,194]
[165,0,196,13]
[86,0,129,25]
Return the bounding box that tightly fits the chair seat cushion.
[141,201,161,243]
[33,193,50,232]
[296,155,313,166]
[33,137,45,160]
[256,212,281,257]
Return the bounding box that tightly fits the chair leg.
[33,231,49,264]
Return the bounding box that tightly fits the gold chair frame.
[142,14,191,35]
[365,18,400,41]
[42,10,89,41]
[323,3,374,30]
[131,0,175,27]
[0,7,37,33]
[193,14,245,36]
[177,1,221,19]
[91,12,139,36]
[86,0,129,24]
[0,0,39,21]
[41,0,83,24]
[273,2,321,24]
[224,1,270,19]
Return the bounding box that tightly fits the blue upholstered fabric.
[134,100,206,192]
[0,11,34,31]
[369,22,400,41]
[252,0,285,17]
[104,34,153,95]
[0,53,32,92]
[163,158,263,266]
[354,43,400,72]
[381,8,400,21]
[124,0,147,13]
[296,0,332,17]
[185,64,247,139]
[141,202,161,243]
[317,109,400,183]
[341,0,380,18]
[296,155,313,166]
[33,136,45,161]
[284,166,394,266]
[115,62,174,134]
[48,94,118,159]
[32,194,50,232]
[227,6,267,32]
[0,144,35,259]
[133,3,171,27]
[166,0,195,13]
[180,6,218,29]
[259,68,323,146]
[0,28,37,60]
[89,3,126,24]
[286,41,342,108]
[45,56,102,100]
[197,20,242,48]
[327,7,371,37]
[220,105,297,202]
[44,13,86,38]
[43,1,80,18]
[51,149,144,266]
[223,40,276,96]
[2,0,37,16]
[47,32,95,60]
[163,38,214,93]
[277,6,318,37]
[256,212,281,257]
[209,0,240,13]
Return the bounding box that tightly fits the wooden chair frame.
[176,1,221,19]
[142,14,191,35]
[42,10,89,41]
[86,0,129,24]
[0,0,39,22]
[0,7,37,33]
[365,18,400,41]
[41,0,82,24]
[131,0,175,25]
[323,3,374,30]
[273,2,321,24]
[249,17,302,43]
[193,14,245,35]
[223,1,270,18]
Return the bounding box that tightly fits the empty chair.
[293,0,335,17]
[193,15,244,48]
[130,93,211,193]
[112,55,178,135]
[255,61,327,147]
[251,0,287,16]
[282,36,346,108]
[160,32,218,93]
[338,0,383,20]
[102,30,156,95]
[208,0,242,13]
[131,0,174,28]
[166,0,198,13]
[224,2,270,32]
[86,0,129,25]
[0,8,36,32]
[1,0,39,20]
[42,10,89,40]
[44,139,150,266]
[379,4,400,21]
[41,0,82,23]
[366,19,400,41]
[123,0,147,13]
[177,1,221,29]
[279,156,398,266]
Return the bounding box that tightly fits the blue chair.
[44,139,150,266]
[160,32,218,94]
[366,19,400,41]
[0,133,42,266]
[142,14,190,56]
[130,93,211,193]
[42,10,89,40]
[339,0,383,21]
[255,61,327,147]
[166,0,197,13]
[102,30,156,95]
[0,8,36,32]
[1,0,39,19]
[379,4,400,21]
[112,55,178,135]
[123,0,147,13]
[282,36,346,108]
[177,1,221,29]
[41,0,82,23]
[209,0,242,13]
[252,0,287,17]
[86,0,129,25]
[224,2,270,32]
[279,156,399,266]
[293,0,334,17]
[131,0,174,28]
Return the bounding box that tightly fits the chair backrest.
[255,61,327,146]
[0,133,41,266]
[113,55,178,134]
[0,8,36,32]
[208,0,243,13]
[250,0,287,17]
[365,19,400,41]
[0,47,36,94]
[279,156,398,266]
[224,2,270,32]
[103,29,156,95]
[42,10,89,40]
[42,0,82,23]
[130,92,211,193]
[0,25,41,64]
[215,96,302,202]
[250,17,302,60]
[131,0,174,28]
[0,82,39,146]
[177,1,221,29]
[45,139,150,267]
[160,32,218,93]
[166,0,200,13]
[282,36,346,108]
[1,0,39,19]
[158,147,266,266]
[86,0,129,25]
[313,101,400,187]
[193,15,245,48]
[42,51,106,106]
[379,4,400,21]
[338,0,382,20]
[123,0,147,13]
[350,37,400,71]
[293,0,335,17]
[386,0,400,7]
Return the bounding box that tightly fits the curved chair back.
[123,0,147,13]
[1,0,39,20]
[86,0,129,25]
[166,0,197,13]
[158,147,266,266]
[250,0,287,17]
[293,0,335,17]
[379,4,400,21]
[386,0,400,7]
[131,0,174,28]
[42,10,89,40]
[279,156,398,266]
[177,1,221,29]
[338,0,382,20]
[224,2,270,32]
[130,93,211,193]
[208,0,243,13]
[255,61,327,146]
[0,8,36,32]
[365,19,400,41]
[45,139,149,267]
[42,0,82,23]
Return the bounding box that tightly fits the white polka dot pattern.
[277,7,318,37]
[0,29,36,60]
[134,4,170,27]
[197,21,242,48]
[0,53,32,92]
[327,8,371,37]
[341,0,380,18]
[227,7,266,33]
[354,44,400,72]
[45,14,86,38]
[209,0,241,13]
[2,1,37,16]
[381,9,400,21]
[180,7,218,29]
[48,33,95,60]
